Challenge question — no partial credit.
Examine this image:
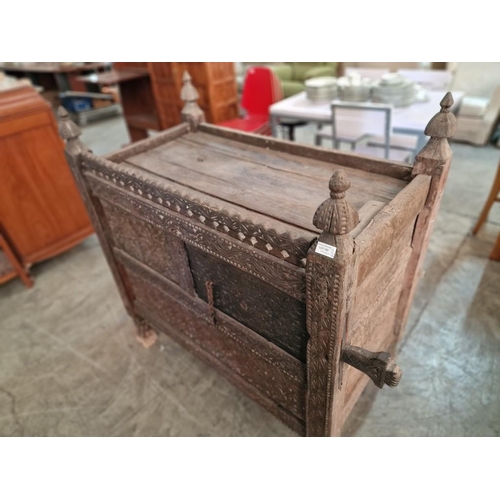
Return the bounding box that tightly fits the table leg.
[270,114,279,138]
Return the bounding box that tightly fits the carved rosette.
[180,71,205,131]
[305,169,359,436]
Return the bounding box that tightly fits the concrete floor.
[1,116,499,436]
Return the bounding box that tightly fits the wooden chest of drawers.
[58,74,456,436]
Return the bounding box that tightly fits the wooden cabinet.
[58,79,457,436]
[93,63,238,142]
[0,85,93,277]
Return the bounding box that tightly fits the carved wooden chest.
[59,73,456,436]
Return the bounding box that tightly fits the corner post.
[305,170,359,437]
[58,107,136,319]
[180,71,205,131]
[393,92,457,341]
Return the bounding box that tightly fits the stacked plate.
[305,76,338,102]
[372,72,417,107]
[337,73,372,102]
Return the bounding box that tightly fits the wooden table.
[0,63,110,92]
[270,90,464,151]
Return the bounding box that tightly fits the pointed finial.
[58,105,90,156]
[423,91,457,139]
[180,71,205,130]
[58,105,82,141]
[313,169,359,235]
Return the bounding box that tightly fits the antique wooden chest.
[59,73,456,436]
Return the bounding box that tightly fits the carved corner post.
[180,71,205,131]
[305,170,359,437]
[58,107,156,347]
[393,92,457,341]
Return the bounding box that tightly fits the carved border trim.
[305,253,342,436]
[81,153,313,267]
[89,177,306,302]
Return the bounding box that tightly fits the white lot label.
[315,242,337,259]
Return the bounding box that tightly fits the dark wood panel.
[186,244,308,361]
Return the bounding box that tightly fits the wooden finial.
[414,92,457,165]
[313,169,359,235]
[180,71,205,130]
[58,106,89,156]
[423,91,457,139]
[58,106,81,141]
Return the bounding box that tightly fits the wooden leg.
[135,319,158,348]
[490,232,500,261]
[0,234,33,288]
[472,161,500,235]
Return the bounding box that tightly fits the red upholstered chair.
[218,66,282,135]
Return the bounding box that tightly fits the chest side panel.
[341,175,431,426]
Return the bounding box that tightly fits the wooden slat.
[198,123,414,180]
[352,223,414,317]
[354,174,431,284]
[104,122,190,163]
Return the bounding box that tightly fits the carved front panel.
[186,245,308,362]
[125,266,306,422]
[101,200,190,289]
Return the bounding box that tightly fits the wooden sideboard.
[80,63,239,142]
[58,74,457,436]
[0,85,93,283]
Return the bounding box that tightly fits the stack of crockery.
[372,72,417,107]
[337,73,372,102]
[305,76,338,102]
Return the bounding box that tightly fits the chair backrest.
[398,69,452,90]
[241,66,283,117]
[331,101,393,158]
[345,67,389,81]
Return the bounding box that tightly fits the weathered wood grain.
[198,122,414,180]
[354,174,430,284]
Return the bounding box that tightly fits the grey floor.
[1,116,499,436]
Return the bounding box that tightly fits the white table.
[270,90,464,153]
